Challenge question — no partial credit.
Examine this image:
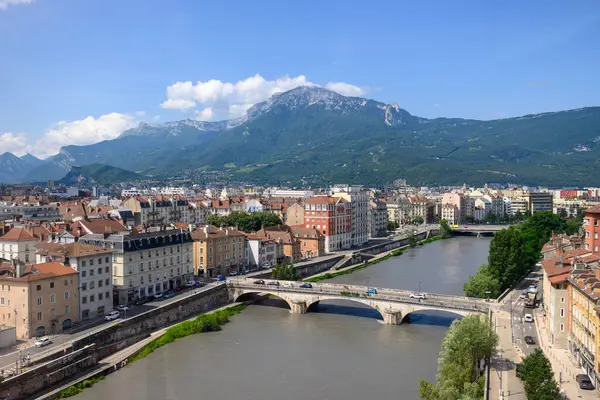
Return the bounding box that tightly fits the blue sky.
[1,0,599,158]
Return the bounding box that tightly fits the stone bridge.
[227,280,490,325]
[452,224,508,237]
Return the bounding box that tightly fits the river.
[75,236,491,400]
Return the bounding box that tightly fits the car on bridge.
[366,288,377,296]
[299,283,313,289]
[410,293,427,300]
[253,279,265,285]
[267,281,280,286]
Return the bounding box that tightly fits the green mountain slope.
[25,87,600,186]
[57,164,141,186]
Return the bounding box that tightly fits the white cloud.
[0,132,30,155]
[324,82,365,97]
[0,0,33,10]
[161,74,367,120]
[195,108,214,121]
[33,113,138,158]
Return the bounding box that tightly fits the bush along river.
[72,236,491,400]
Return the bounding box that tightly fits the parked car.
[260,262,272,269]
[367,288,377,296]
[34,337,51,347]
[105,310,120,321]
[299,283,313,289]
[524,335,535,345]
[185,280,197,287]
[194,281,204,287]
[154,292,164,299]
[515,362,523,379]
[116,305,130,311]
[164,290,175,299]
[576,374,595,390]
[230,271,238,276]
[410,292,426,300]
[253,280,265,285]
[267,281,280,286]
[135,296,149,305]
[523,313,533,323]
[217,275,226,281]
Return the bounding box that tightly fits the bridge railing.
[227,282,490,313]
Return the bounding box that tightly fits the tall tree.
[420,315,498,400]
[439,219,452,239]
[463,264,501,298]
[519,349,562,400]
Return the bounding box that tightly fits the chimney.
[14,259,25,279]
[203,225,209,235]
[226,229,229,236]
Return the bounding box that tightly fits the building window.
[64,291,69,300]
[65,305,70,314]
[560,308,564,317]
[36,284,41,291]
[82,270,87,278]
[98,268,102,275]
[98,293,103,300]
[105,278,110,286]
[50,294,55,304]
[560,323,564,332]
[81,282,87,291]
[50,309,56,319]
[90,294,95,302]
[105,257,109,263]
[64,279,68,286]
[105,291,110,299]
[82,260,87,267]
[586,231,590,239]
[50,282,54,288]
[37,297,42,306]
[0,297,3,305]
[98,280,103,287]
[560,297,565,303]
[105,266,109,273]
[98,257,102,264]
[90,259,94,266]
[82,296,87,304]
[37,312,42,321]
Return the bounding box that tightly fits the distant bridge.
[227,280,490,325]
[452,224,509,236]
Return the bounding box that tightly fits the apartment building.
[79,229,194,305]
[191,225,246,277]
[584,205,600,253]
[0,202,61,221]
[568,269,600,385]
[441,193,465,224]
[123,195,183,227]
[37,242,114,320]
[369,199,388,238]
[441,204,459,225]
[0,227,37,263]
[258,225,302,263]
[528,191,553,214]
[285,202,305,226]
[542,244,594,349]
[245,235,284,267]
[289,226,325,259]
[303,196,352,252]
[0,261,79,339]
[332,185,369,247]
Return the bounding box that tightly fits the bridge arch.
[305,296,384,321]
[400,308,469,325]
[234,291,292,310]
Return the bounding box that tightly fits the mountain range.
[2,86,600,186]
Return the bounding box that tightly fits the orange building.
[584,205,600,253]
[303,196,351,252]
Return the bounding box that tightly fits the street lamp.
[418,281,422,293]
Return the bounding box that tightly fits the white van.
[104,310,120,321]
[524,313,533,323]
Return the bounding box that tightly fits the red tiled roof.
[586,204,600,214]
[549,273,570,284]
[0,262,78,282]
[0,227,35,242]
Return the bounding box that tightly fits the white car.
[116,305,130,311]
[281,282,294,288]
[34,337,51,347]
[410,293,427,300]
[524,313,534,323]
[104,310,120,321]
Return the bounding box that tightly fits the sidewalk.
[490,310,526,399]
[533,310,599,399]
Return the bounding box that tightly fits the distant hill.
[6,86,600,186]
[57,164,141,186]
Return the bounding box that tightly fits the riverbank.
[306,235,442,283]
[43,303,247,400]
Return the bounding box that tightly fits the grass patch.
[52,376,105,399]
[130,305,246,362]
[305,236,442,283]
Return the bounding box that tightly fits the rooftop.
[0,261,78,282]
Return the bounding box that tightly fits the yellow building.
[568,269,600,386]
[0,261,79,339]
[191,225,246,277]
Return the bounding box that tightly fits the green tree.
[419,315,498,400]
[439,219,452,239]
[387,221,399,231]
[413,216,425,225]
[463,264,501,298]
[271,262,299,281]
[408,230,418,248]
[487,226,527,289]
[558,208,568,218]
[204,212,282,232]
[519,349,562,400]
[485,211,497,224]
